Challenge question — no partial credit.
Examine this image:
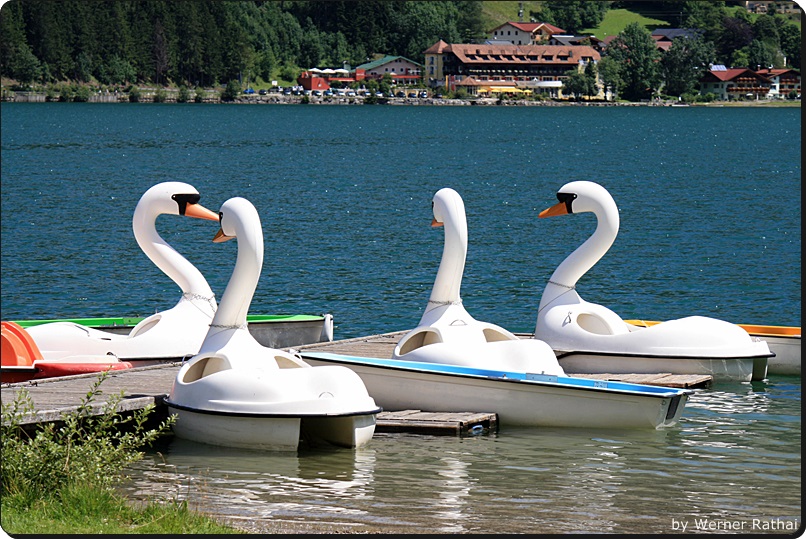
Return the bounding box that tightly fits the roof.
[355,55,424,70]
[438,43,600,64]
[454,76,485,87]
[549,35,604,46]
[490,21,566,34]
[651,28,703,41]
[423,40,450,54]
[702,67,772,83]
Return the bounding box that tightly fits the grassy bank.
[1,484,241,535]
[0,372,242,535]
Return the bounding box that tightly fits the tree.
[538,0,608,34]
[777,23,800,69]
[455,0,485,43]
[221,79,240,101]
[605,22,661,102]
[153,19,169,85]
[661,36,716,97]
[745,39,780,70]
[596,56,622,100]
[563,61,598,100]
[715,15,754,64]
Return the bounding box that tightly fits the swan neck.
[133,209,213,298]
[427,214,467,311]
[210,224,263,328]
[548,206,618,290]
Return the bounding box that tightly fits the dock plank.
[376,410,497,435]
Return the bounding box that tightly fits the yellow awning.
[489,86,526,93]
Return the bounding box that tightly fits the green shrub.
[58,85,74,102]
[128,86,141,102]
[221,80,240,101]
[1,371,175,508]
[73,85,91,102]
[153,88,168,103]
[177,85,191,103]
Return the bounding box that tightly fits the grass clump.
[1,371,241,534]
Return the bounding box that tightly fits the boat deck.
[1,331,712,434]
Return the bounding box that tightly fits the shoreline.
[2,90,800,108]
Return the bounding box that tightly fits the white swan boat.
[1,182,220,383]
[624,320,800,377]
[393,187,564,374]
[299,188,690,430]
[10,313,334,351]
[299,351,692,429]
[534,181,772,382]
[166,197,380,451]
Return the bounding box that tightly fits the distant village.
[295,20,801,102]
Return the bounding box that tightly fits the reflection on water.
[120,377,800,534]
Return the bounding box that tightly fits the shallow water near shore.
[1,102,801,533]
[119,376,800,534]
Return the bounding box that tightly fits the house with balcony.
[488,21,566,45]
[755,67,801,99]
[423,40,602,99]
[699,66,773,100]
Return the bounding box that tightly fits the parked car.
[243,87,255,94]
[419,91,428,98]
[258,89,267,95]
[395,91,406,98]
[408,91,417,98]
[346,90,356,97]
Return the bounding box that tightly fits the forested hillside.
[0,0,800,91]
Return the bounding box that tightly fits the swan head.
[213,197,263,246]
[134,182,220,224]
[539,181,618,226]
[431,187,467,230]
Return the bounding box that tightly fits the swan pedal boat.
[298,351,692,429]
[2,183,224,382]
[534,181,773,383]
[319,187,690,430]
[1,321,132,384]
[11,313,334,355]
[166,197,379,451]
[624,320,800,377]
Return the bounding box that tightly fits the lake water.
[0,102,801,534]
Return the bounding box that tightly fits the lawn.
[582,8,669,39]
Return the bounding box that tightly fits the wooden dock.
[1,330,711,434]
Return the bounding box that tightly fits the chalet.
[699,66,773,100]
[754,67,801,99]
[354,55,423,86]
[423,40,602,99]
[488,21,565,46]
[742,1,800,14]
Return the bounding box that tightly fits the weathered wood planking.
[376,410,498,435]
